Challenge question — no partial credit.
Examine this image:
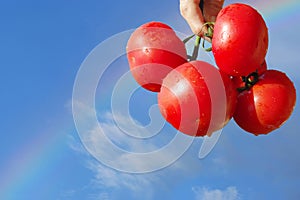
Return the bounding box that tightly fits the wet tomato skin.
[126,21,187,92]
[212,3,269,76]
[233,70,296,135]
[158,60,237,137]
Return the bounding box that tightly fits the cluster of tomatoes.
[126,3,296,137]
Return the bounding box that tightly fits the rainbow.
[253,0,300,27]
[0,130,68,198]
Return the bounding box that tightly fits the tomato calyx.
[237,71,259,92]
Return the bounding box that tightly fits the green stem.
[201,22,215,52]
[190,36,201,61]
[183,22,215,60]
[183,34,195,44]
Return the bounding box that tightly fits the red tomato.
[212,3,268,76]
[233,70,296,135]
[126,22,187,92]
[157,60,237,137]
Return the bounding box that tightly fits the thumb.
[180,0,205,35]
[203,0,224,22]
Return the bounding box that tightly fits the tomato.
[157,60,237,137]
[233,70,296,135]
[212,3,269,76]
[126,21,187,92]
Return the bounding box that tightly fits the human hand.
[180,0,224,37]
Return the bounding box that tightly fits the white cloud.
[68,132,202,200]
[69,100,204,199]
[72,96,204,172]
[193,186,240,200]
[86,159,157,200]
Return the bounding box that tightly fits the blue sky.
[1,0,300,199]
